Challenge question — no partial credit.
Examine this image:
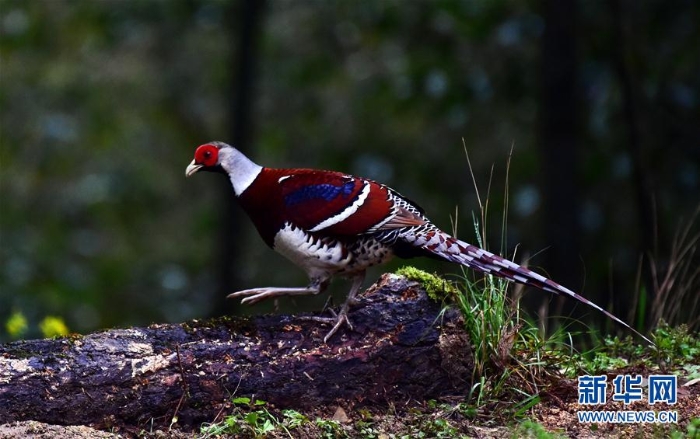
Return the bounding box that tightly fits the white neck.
[218,146,263,196]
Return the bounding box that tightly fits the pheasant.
[186,141,651,344]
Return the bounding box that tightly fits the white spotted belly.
[272,223,395,278]
[345,237,395,272]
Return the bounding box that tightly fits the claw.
[298,311,354,342]
[227,274,365,343]
[226,285,323,304]
[299,308,355,343]
[323,312,353,343]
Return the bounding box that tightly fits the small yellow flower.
[39,316,70,338]
[6,311,28,338]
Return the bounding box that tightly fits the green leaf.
[232,396,251,405]
[244,411,258,426]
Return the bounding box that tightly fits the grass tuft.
[647,205,700,332]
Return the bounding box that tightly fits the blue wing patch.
[284,180,355,206]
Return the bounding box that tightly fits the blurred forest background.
[1,0,698,343]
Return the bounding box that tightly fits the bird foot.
[227,286,319,305]
[300,311,354,343]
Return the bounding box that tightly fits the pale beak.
[185,160,203,177]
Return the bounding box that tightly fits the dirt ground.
[530,365,700,438]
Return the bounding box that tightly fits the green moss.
[394,266,458,301]
[4,346,35,359]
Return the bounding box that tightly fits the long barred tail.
[406,228,653,345]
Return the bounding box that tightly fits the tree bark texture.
[0,274,473,432]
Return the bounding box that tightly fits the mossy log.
[0,274,473,433]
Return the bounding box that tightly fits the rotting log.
[0,274,473,433]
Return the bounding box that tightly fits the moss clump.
[394,266,458,301]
